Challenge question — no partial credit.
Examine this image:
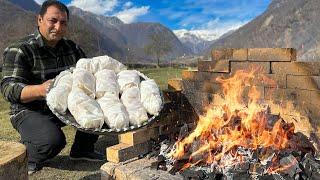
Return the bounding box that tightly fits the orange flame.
[170,67,295,172]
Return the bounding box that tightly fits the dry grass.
[0,67,184,179]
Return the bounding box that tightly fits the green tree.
[144,32,172,67]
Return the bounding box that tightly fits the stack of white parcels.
[47,55,162,130]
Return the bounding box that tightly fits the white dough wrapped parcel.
[72,68,96,99]
[95,69,119,99]
[140,79,162,115]
[117,70,140,93]
[91,55,126,74]
[75,58,92,72]
[97,94,130,129]
[121,87,148,125]
[46,86,70,115]
[67,89,104,129]
[53,70,73,90]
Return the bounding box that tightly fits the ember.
[162,68,319,179]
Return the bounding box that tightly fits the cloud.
[198,18,248,39]
[33,0,45,4]
[68,0,118,15]
[124,1,133,8]
[114,6,149,23]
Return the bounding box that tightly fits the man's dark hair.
[39,0,69,19]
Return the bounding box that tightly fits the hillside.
[209,0,320,60]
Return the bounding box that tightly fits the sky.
[34,0,271,40]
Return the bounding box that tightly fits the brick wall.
[176,48,320,139]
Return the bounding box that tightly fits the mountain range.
[208,0,320,61]
[2,0,320,64]
[174,29,216,55]
[1,0,197,64]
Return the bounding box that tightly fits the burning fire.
[169,68,295,173]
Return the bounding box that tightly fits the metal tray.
[47,71,164,135]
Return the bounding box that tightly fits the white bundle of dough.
[47,86,70,115]
[75,58,92,72]
[140,79,162,115]
[47,70,73,114]
[72,68,96,99]
[97,94,130,129]
[117,70,140,93]
[121,87,148,125]
[91,55,126,74]
[68,89,104,129]
[95,69,119,99]
[53,70,73,90]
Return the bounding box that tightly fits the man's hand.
[20,79,53,103]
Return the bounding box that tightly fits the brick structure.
[102,48,320,178]
[184,48,320,140]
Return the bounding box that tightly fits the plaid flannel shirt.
[1,29,86,115]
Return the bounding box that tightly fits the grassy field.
[0,67,184,179]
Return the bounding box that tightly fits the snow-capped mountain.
[174,29,218,54]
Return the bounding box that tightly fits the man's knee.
[46,132,66,157]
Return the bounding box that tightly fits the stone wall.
[180,48,320,140]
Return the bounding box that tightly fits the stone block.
[0,141,27,180]
[179,110,199,123]
[198,60,230,72]
[253,74,287,88]
[118,128,159,146]
[211,48,247,61]
[183,91,215,115]
[151,110,181,127]
[232,48,248,61]
[212,60,230,72]
[182,70,230,82]
[168,78,183,91]
[264,88,320,127]
[211,48,233,61]
[106,142,151,163]
[198,60,216,72]
[100,158,183,180]
[194,81,222,94]
[271,61,320,76]
[287,75,320,91]
[181,70,197,80]
[248,48,296,62]
[162,90,182,103]
[230,61,271,74]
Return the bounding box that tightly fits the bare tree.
[144,31,172,67]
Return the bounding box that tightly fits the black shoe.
[28,162,41,175]
[69,151,105,162]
